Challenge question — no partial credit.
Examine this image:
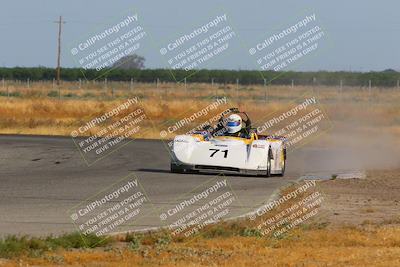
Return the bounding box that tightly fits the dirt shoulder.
[318,169,400,226]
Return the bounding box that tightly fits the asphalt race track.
[0,134,332,236]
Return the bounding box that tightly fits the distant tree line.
[0,67,399,87]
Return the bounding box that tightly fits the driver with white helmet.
[224,113,249,138]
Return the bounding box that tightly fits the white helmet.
[227,114,242,133]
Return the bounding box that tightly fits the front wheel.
[170,162,184,173]
[277,148,286,177]
[264,147,272,177]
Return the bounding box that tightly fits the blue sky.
[0,0,399,71]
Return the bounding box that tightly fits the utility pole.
[54,16,65,86]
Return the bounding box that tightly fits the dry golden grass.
[1,82,399,139]
[2,226,400,267]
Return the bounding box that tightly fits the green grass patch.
[47,91,59,97]
[62,93,77,98]
[0,91,21,97]
[0,232,111,258]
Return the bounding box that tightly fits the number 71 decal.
[209,149,228,158]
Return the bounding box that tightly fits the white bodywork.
[172,135,285,175]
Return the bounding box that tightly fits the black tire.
[277,148,286,177]
[277,159,286,177]
[170,162,184,173]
